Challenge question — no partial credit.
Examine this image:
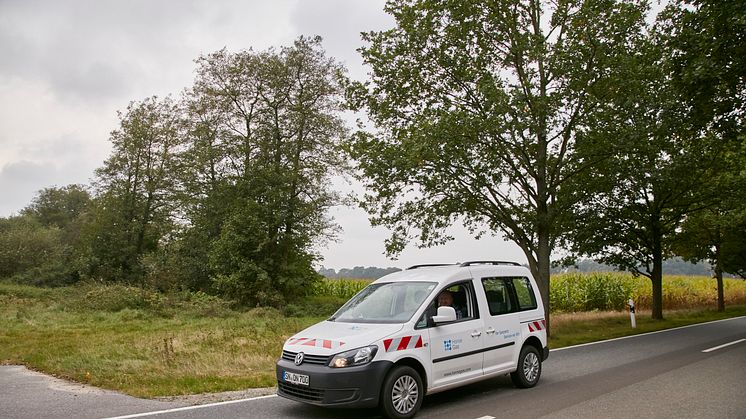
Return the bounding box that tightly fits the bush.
[283,295,347,317]
[175,290,233,317]
[76,284,163,312]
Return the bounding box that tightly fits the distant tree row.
[319,266,402,280]
[553,258,739,278]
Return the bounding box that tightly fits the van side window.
[415,281,479,328]
[510,277,537,310]
[481,278,513,315]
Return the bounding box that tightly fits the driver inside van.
[437,290,463,319]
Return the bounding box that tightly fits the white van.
[276,261,548,418]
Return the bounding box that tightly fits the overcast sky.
[0,0,526,269]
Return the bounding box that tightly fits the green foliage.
[177,36,348,305]
[283,295,348,318]
[84,97,181,284]
[347,0,650,319]
[665,0,746,283]
[320,266,401,279]
[0,215,74,286]
[665,0,746,137]
[563,13,728,319]
[78,284,163,312]
[551,273,639,312]
[22,184,91,230]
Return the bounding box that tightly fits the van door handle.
[470,331,482,338]
[485,327,496,335]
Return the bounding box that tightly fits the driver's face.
[438,292,453,306]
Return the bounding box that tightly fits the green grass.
[1,276,745,398]
[0,283,326,397]
[550,305,746,348]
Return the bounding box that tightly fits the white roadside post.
[628,298,636,328]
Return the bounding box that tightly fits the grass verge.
[1,282,744,398]
[550,305,746,348]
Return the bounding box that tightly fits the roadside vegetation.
[2,275,745,397]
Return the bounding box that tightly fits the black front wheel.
[511,345,542,388]
[380,365,423,419]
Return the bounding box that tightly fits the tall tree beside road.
[564,12,733,319]
[347,0,648,328]
[180,37,348,304]
[665,0,745,140]
[664,0,746,310]
[83,97,181,283]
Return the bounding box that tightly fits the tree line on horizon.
[318,257,729,280]
[0,1,744,322]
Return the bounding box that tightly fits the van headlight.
[329,345,378,368]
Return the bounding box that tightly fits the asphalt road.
[2,316,745,419]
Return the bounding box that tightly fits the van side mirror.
[431,306,457,324]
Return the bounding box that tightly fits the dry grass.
[549,305,746,348]
[0,286,321,397]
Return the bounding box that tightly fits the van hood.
[284,321,405,355]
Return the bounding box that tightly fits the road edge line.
[550,314,746,352]
[103,394,277,419]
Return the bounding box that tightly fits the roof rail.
[459,260,521,267]
[407,263,458,270]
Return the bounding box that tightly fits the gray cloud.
[0,157,95,215]
[290,0,393,81]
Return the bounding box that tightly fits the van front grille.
[282,350,330,365]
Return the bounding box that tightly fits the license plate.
[283,371,309,386]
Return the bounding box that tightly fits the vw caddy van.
[276,261,548,418]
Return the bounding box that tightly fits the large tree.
[662,0,746,311]
[178,37,348,304]
[85,97,181,283]
[565,14,731,319]
[347,0,648,327]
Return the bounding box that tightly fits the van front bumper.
[276,357,392,408]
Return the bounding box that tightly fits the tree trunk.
[536,232,552,338]
[651,249,664,320]
[715,244,725,312]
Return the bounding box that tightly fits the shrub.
[76,284,163,312]
[283,295,347,317]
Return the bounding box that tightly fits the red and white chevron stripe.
[527,319,547,332]
[287,337,345,349]
[383,335,424,352]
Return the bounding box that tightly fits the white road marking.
[702,338,746,353]
[103,394,277,419]
[551,315,746,352]
[475,416,496,419]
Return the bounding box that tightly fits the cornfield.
[312,273,746,313]
[550,272,746,312]
[309,278,371,299]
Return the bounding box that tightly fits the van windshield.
[329,282,437,324]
